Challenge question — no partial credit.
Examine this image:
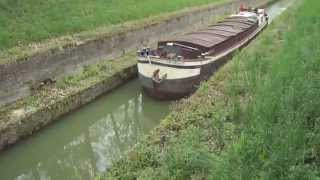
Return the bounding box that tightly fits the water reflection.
[0,79,170,180]
[89,94,146,172]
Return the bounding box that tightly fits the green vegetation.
[105,0,320,179]
[56,54,135,89]
[0,0,226,51]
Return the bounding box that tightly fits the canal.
[0,79,170,180]
[0,0,293,179]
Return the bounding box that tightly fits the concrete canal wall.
[0,0,271,107]
[0,64,137,150]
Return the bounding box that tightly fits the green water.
[0,79,170,180]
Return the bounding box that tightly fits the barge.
[137,8,269,100]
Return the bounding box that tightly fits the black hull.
[139,73,200,100]
[142,87,192,100]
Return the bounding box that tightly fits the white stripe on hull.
[137,63,200,80]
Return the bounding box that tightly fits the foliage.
[211,0,320,178]
[56,54,135,89]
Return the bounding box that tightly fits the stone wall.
[0,0,270,107]
[0,65,137,150]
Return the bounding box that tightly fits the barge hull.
[139,73,200,100]
[138,10,269,100]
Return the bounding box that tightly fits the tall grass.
[211,0,320,178]
[0,0,224,51]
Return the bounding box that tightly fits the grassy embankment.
[0,0,229,64]
[105,0,320,179]
[0,54,136,122]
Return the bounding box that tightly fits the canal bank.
[0,54,137,150]
[0,0,273,151]
[105,0,296,179]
